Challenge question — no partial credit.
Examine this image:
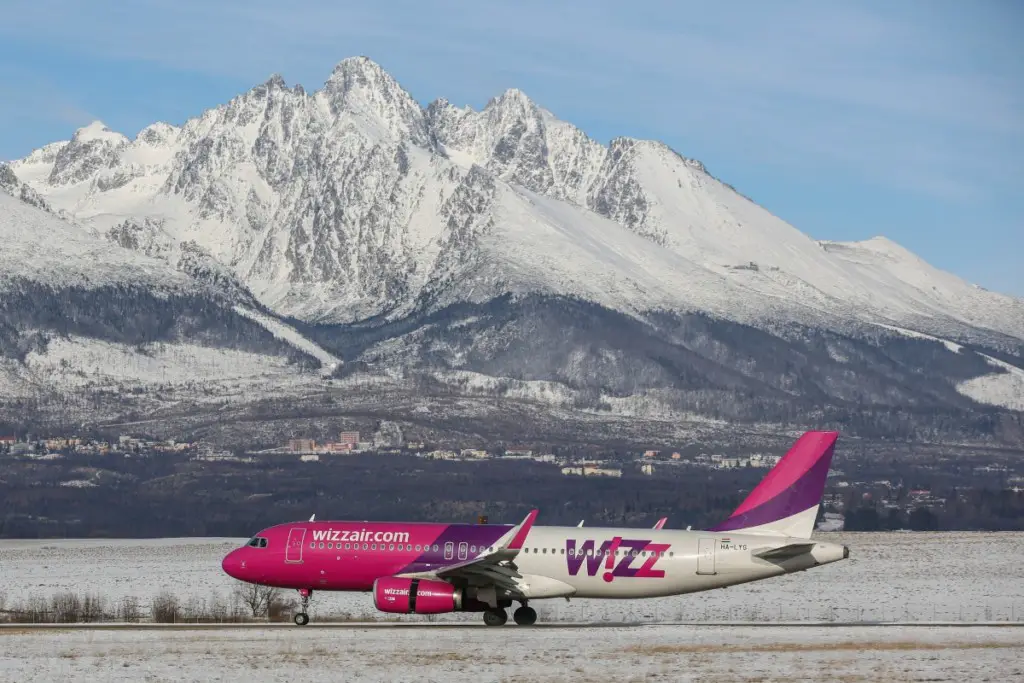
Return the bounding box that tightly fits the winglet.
[309,514,316,522]
[506,509,538,551]
[653,517,667,530]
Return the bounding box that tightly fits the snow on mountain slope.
[232,305,341,374]
[957,354,1024,412]
[869,323,1023,411]
[822,237,1024,342]
[0,187,338,377]
[0,187,195,293]
[10,56,1023,349]
[429,89,1024,345]
[473,184,833,326]
[22,336,305,393]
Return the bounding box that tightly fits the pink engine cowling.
[373,577,463,614]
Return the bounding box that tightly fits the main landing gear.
[294,588,312,626]
[482,601,537,626]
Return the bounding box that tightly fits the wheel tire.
[513,606,537,626]
[294,612,310,626]
[482,609,507,627]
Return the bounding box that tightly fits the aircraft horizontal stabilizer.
[753,542,816,560]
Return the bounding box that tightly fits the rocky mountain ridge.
[2,56,1022,446]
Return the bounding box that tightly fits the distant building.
[641,463,654,476]
[288,438,315,453]
[339,431,360,445]
[300,454,319,462]
[643,450,659,458]
[561,465,623,478]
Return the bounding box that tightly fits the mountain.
[0,179,342,432]
[4,56,1023,447]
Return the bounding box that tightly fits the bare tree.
[233,581,280,619]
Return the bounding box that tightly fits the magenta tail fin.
[710,431,839,538]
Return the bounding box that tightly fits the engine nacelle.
[373,577,463,614]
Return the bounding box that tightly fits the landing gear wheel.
[294,588,312,626]
[513,605,537,626]
[482,609,507,626]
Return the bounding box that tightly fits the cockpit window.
[246,537,269,548]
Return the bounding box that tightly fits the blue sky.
[1,0,1021,295]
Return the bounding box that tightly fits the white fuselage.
[508,526,847,600]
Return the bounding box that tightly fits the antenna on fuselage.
[309,514,316,522]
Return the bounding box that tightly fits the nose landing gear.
[294,588,312,626]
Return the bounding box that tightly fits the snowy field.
[1,532,1023,624]
[0,624,1021,682]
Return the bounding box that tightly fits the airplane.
[222,430,849,626]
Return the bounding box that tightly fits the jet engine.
[373,577,463,614]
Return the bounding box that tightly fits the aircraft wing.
[752,542,816,560]
[396,509,539,595]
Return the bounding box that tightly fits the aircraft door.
[286,527,306,564]
[697,538,716,575]
[458,542,468,560]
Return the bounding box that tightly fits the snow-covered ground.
[1,532,1022,624]
[0,624,1020,682]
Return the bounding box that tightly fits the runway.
[1,622,1021,681]
[2,620,1022,631]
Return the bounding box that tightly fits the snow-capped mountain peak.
[320,56,430,145]
[72,120,128,145]
[45,121,130,187]
[8,57,1023,348]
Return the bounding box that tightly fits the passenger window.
[345,543,351,550]
[319,543,324,549]
[542,548,547,554]
[389,544,395,551]
[309,543,315,549]
[415,545,422,551]
[470,545,477,553]
[371,544,377,551]
[328,543,333,549]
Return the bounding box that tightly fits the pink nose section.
[222,550,243,579]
